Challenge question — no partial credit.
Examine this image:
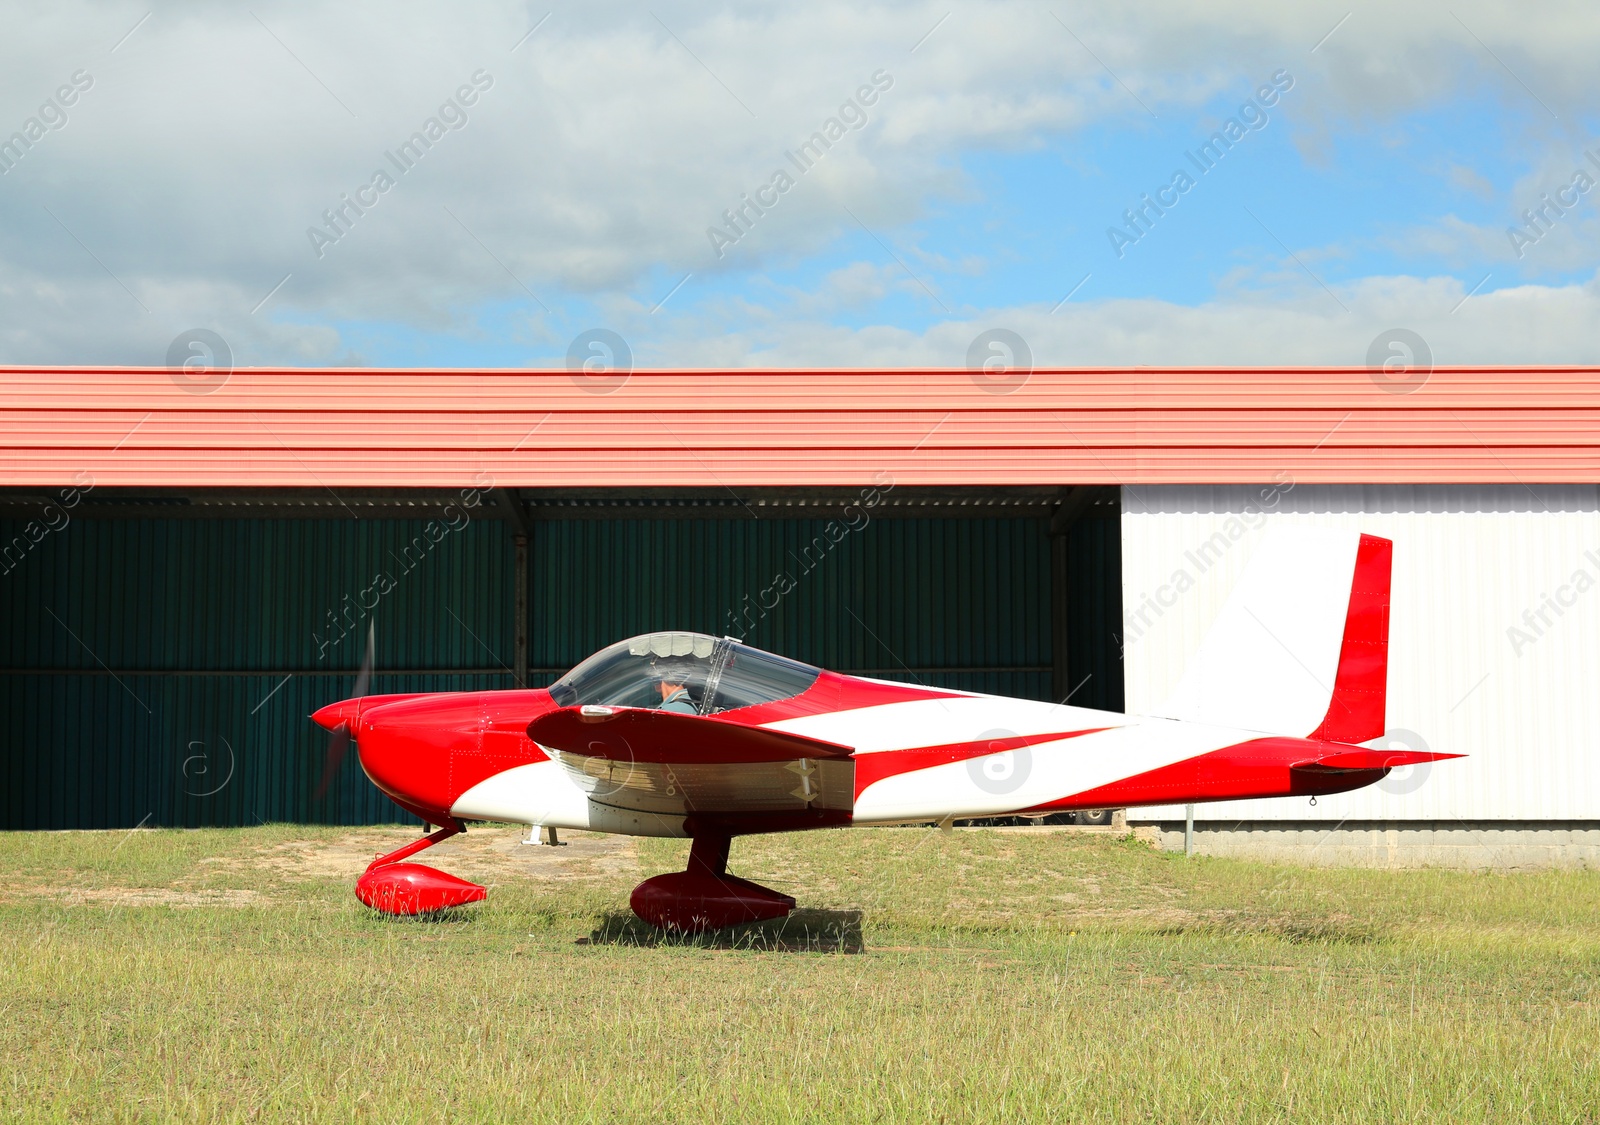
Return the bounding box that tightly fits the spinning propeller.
[315,620,373,799]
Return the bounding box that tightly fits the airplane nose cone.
[312,699,361,731]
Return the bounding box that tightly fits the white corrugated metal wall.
[1121,485,1600,823]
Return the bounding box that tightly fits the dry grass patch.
[0,824,1597,1122]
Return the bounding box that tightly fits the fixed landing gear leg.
[355,822,487,915]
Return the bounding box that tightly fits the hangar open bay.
[0,484,1122,829]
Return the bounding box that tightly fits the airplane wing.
[526,706,855,818]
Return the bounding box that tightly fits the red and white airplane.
[312,527,1458,931]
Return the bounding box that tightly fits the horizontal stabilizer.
[527,706,853,764]
[1023,736,1464,812]
[1292,748,1462,773]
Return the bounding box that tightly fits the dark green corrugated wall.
[1064,517,1125,712]
[528,518,1053,698]
[2,509,1121,829]
[1,517,512,830]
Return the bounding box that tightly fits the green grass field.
[1,823,1597,1123]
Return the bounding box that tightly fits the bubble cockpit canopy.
[547,632,821,715]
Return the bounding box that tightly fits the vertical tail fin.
[1153,528,1391,742]
[1306,533,1391,744]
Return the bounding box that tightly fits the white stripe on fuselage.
[450,759,688,837]
[848,717,1251,822]
[764,695,1123,752]
[767,695,1267,821]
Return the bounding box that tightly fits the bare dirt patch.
[19,887,268,908]
[212,825,642,888]
[4,826,642,908]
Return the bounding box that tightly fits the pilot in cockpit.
[651,656,700,715]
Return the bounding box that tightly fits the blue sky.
[315,59,1600,368]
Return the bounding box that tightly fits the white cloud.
[610,269,1600,368]
[1378,140,1600,274]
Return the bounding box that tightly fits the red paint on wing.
[853,728,1115,796]
[1307,533,1391,744]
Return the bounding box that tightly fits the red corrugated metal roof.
[4,366,1599,486]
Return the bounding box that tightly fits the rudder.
[1306,533,1391,744]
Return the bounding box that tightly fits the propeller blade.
[315,620,375,800]
[351,619,374,700]
[315,724,351,800]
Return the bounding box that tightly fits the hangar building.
[2,366,1595,865]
